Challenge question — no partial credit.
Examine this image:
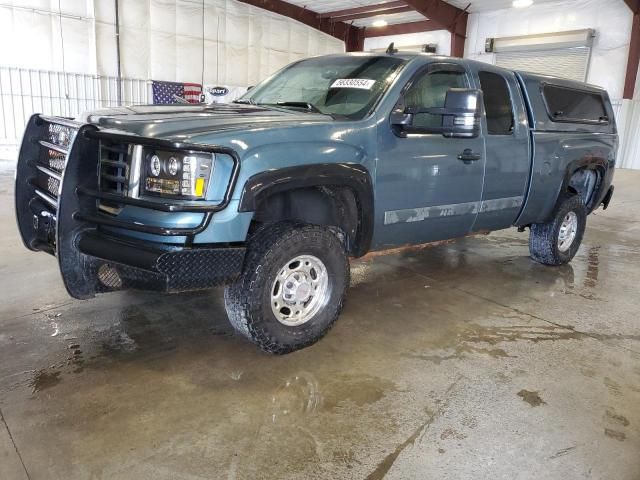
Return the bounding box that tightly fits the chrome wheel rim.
[558,211,578,253]
[270,255,330,327]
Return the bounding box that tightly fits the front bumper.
[14,114,244,299]
[77,231,245,295]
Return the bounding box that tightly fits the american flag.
[152,81,203,104]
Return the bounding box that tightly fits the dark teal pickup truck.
[15,52,617,353]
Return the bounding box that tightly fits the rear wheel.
[224,222,349,354]
[529,195,587,266]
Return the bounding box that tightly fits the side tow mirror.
[392,88,483,138]
[390,109,413,127]
[440,88,483,138]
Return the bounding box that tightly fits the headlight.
[149,154,161,177]
[167,156,179,176]
[143,149,214,199]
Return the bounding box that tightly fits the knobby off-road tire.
[529,194,587,266]
[224,222,350,354]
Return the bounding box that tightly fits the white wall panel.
[620,100,640,170]
[137,0,343,85]
[119,27,150,79]
[56,16,97,75]
[1,8,52,69]
[0,0,344,86]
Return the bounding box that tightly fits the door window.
[478,71,514,135]
[403,69,468,129]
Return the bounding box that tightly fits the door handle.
[457,149,482,164]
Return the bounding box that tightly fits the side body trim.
[384,196,524,225]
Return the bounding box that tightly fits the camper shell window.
[542,84,609,125]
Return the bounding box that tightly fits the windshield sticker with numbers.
[330,79,376,90]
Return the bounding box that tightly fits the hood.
[79,103,334,139]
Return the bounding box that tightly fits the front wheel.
[224,222,349,354]
[529,194,587,266]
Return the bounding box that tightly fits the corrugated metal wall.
[617,99,640,170]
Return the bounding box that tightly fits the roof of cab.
[335,51,607,93]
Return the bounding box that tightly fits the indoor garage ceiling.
[446,0,563,11]
[284,0,565,27]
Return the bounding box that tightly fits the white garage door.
[491,29,594,82]
[496,46,592,82]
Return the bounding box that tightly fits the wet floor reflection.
[585,245,601,288]
[2,226,639,479]
[6,232,619,403]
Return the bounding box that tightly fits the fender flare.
[561,156,609,211]
[238,163,374,257]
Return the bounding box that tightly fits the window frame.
[540,82,610,126]
[478,70,516,137]
[392,62,472,136]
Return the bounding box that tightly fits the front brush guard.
[15,115,102,299]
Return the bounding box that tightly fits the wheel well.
[249,186,361,254]
[567,167,601,210]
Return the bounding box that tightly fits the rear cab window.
[542,84,609,125]
[478,71,514,135]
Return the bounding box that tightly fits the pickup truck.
[14,52,617,354]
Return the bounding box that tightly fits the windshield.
[237,55,406,120]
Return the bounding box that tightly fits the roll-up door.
[490,29,595,82]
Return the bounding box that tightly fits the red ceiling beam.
[236,0,364,51]
[318,1,408,19]
[624,11,640,99]
[450,13,468,58]
[624,0,640,13]
[330,6,416,22]
[402,0,466,33]
[401,0,469,57]
[364,20,441,38]
[624,0,640,98]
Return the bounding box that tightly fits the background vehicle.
[15,53,617,354]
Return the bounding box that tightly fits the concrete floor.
[1,167,639,480]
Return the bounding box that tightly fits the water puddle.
[268,372,396,423]
[29,369,61,393]
[517,389,546,407]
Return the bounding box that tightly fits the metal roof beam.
[401,0,469,57]
[329,6,416,22]
[624,11,640,99]
[317,1,410,20]
[235,0,364,51]
[625,0,640,13]
[401,0,466,34]
[364,20,441,38]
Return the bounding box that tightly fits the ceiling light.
[512,0,533,7]
[372,19,388,27]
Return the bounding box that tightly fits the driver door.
[373,62,486,249]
